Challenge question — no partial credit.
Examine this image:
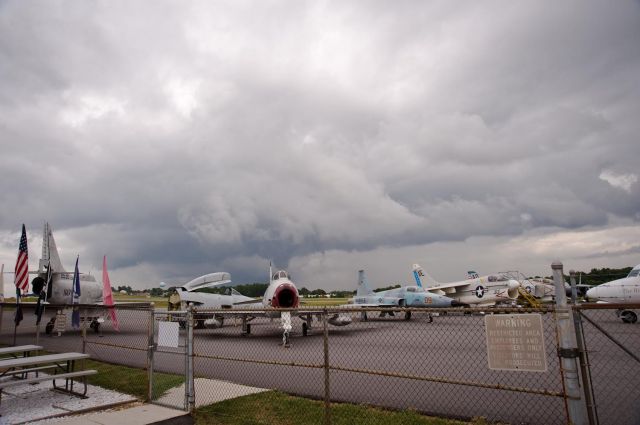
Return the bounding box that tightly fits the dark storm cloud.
[1,1,639,288]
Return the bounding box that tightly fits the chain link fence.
[191,306,566,424]
[2,301,638,424]
[573,304,640,425]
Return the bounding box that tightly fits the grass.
[81,358,184,400]
[0,348,477,425]
[194,391,472,425]
[300,297,350,307]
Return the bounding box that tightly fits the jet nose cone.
[508,280,520,290]
[585,287,598,302]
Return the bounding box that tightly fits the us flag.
[14,224,29,291]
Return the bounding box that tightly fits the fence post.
[186,305,195,413]
[81,309,87,354]
[147,304,155,402]
[323,309,331,425]
[552,262,588,425]
[570,270,598,425]
[569,270,578,304]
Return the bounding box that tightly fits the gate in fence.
[149,308,192,411]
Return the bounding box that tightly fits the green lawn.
[194,391,473,425]
[7,353,479,425]
[81,358,184,400]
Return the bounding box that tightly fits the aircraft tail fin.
[467,270,479,280]
[412,263,440,288]
[356,270,373,296]
[41,222,67,274]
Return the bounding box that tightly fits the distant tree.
[310,289,326,296]
[149,287,164,297]
[330,290,355,298]
[299,287,310,296]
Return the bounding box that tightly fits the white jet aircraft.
[169,266,352,343]
[468,271,555,303]
[585,264,640,323]
[412,263,520,307]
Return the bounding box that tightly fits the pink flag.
[102,256,119,331]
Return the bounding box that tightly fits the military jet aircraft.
[168,266,351,343]
[412,263,520,307]
[345,269,465,320]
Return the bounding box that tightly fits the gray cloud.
[1,1,639,289]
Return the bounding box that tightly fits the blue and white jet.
[346,270,465,320]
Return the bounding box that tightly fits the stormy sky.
[1,1,639,292]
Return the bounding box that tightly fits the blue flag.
[71,256,81,329]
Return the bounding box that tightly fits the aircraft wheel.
[246,324,251,334]
[621,311,638,324]
[404,311,412,321]
[90,320,100,333]
[302,322,308,336]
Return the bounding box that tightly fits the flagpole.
[0,264,4,340]
[13,288,19,346]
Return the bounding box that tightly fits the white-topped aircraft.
[585,264,640,323]
[169,265,351,342]
[412,263,520,307]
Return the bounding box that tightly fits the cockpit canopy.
[628,266,640,278]
[488,275,508,282]
[405,286,425,293]
[273,270,289,281]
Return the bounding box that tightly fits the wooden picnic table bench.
[0,352,97,409]
[0,345,42,358]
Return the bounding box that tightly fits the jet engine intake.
[507,280,520,299]
[271,283,299,308]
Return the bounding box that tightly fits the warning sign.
[485,314,547,372]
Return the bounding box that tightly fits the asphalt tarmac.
[1,307,638,425]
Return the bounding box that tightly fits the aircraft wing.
[427,281,470,291]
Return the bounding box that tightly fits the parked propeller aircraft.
[24,222,115,333]
[346,270,466,320]
[168,266,352,342]
[32,222,103,306]
[586,264,640,323]
[412,264,520,307]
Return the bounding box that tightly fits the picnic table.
[0,352,97,409]
[0,345,42,359]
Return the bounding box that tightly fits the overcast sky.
[1,1,639,293]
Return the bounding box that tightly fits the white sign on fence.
[485,313,547,372]
[158,321,180,348]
